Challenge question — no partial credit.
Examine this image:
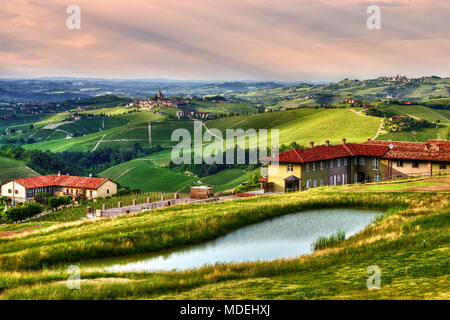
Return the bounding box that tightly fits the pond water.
[88,208,381,272]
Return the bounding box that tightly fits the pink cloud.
[0,0,449,80]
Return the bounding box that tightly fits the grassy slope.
[98,157,195,192]
[0,187,448,299]
[207,108,381,146]
[0,156,39,183]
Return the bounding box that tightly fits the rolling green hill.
[98,156,196,192]
[207,108,382,146]
[0,156,39,184]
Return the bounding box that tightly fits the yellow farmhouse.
[265,139,450,192]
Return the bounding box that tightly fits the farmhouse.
[0,172,117,203]
[264,139,450,192]
[176,110,211,120]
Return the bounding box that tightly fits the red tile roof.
[266,140,450,164]
[362,140,450,162]
[11,175,110,189]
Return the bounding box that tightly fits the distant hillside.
[231,76,450,107]
[0,156,39,184]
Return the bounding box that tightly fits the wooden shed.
[190,186,214,199]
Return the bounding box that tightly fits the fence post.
[132,199,137,206]
[118,201,122,208]
[147,197,151,204]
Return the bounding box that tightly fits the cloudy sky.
[0,0,449,81]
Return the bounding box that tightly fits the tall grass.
[313,229,345,251]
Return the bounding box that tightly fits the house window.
[107,189,110,194]
[287,164,293,172]
[313,163,316,171]
[360,157,366,165]
[320,178,324,186]
[320,161,324,170]
[440,163,447,170]
[337,158,341,167]
[330,160,334,168]
[15,190,19,194]
[372,158,379,170]
[374,173,381,182]
[337,175,341,183]
[329,176,333,185]
[306,164,310,172]
[343,158,347,166]
[306,179,312,188]
[412,161,419,168]
[8,189,12,194]
[397,160,404,167]
[313,179,317,187]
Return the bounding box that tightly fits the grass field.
[207,108,382,146]
[0,156,39,184]
[0,185,448,299]
[199,168,254,192]
[98,157,196,192]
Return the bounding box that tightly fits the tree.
[34,192,52,205]
[48,196,71,211]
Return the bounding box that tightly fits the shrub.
[3,202,43,222]
[34,192,52,205]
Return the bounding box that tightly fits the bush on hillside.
[34,192,52,205]
[1,202,43,223]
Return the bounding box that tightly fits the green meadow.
[0,187,448,299]
[98,157,196,193]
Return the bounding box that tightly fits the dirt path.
[91,135,106,152]
[372,118,385,140]
[114,167,135,180]
[203,122,223,141]
[0,225,49,237]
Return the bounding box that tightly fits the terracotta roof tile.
[12,175,110,189]
[269,140,450,164]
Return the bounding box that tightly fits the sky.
[0,0,449,81]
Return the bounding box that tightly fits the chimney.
[310,141,314,148]
[57,171,61,176]
[342,138,347,145]
[325,140,330,147]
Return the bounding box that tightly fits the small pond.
[87,208,382,272]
